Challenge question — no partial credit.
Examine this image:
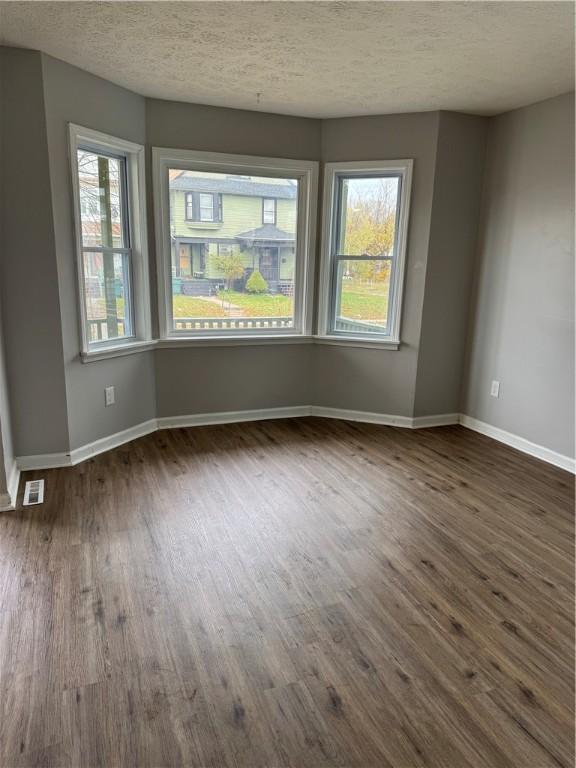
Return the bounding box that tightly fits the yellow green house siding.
[170,188,297,285]
[170,191,297,241]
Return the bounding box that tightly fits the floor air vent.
[23,479,45,506]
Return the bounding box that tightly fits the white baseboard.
[310,406,413,427]
[459,414,575,474]
[7,460,20,508]
[411,413,460,428]
[16,452,72,471]
[157,406,312,429]
[16,419,158,471]
[69,419,158,465]
[15,407,572,475]
[310,407,459,429]
[0,459,21,511]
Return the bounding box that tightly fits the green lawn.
[340,281,389,322]
[173,296,227,318]
[217,291,293,318]
[88,292,293,321]
[87,285,386,324]
[173,292,293,318]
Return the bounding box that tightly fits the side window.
[319,160,412,345]
[70,124,151,355]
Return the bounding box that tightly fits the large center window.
[154,150,318,340]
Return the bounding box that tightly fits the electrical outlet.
[104,386,115,406]
[490,380,500,398]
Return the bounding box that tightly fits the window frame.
[153,147,318,341]
[185,191,222,223]
[262,197,277,225]
[69,124,152,360]
[318,159,413,349]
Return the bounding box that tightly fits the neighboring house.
[169,172,297,295]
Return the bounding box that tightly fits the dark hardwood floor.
[0,417,573,768]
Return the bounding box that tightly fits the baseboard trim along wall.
[459,414,576,474]
[0,459,21,511]
[15,419,159,471]
[13,407,574,475]
[157,406,311,430]
[309,407,460,429]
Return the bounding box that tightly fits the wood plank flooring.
[0,417,573,767]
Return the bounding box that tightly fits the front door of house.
[259,247,279,282]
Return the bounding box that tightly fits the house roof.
[170,175,297,200]
[236,224,295,242]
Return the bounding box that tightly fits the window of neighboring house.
[154,149,318,340]
[185,191,222,223]
[318,160,413,347]
[217,244,233,258]
[70,124,151,357]
[262,198,276,225]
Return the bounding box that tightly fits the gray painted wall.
[40,54,157,451]
[414,112,488,416]
[462,93,575,458]
[0,49,70,456]
[155,344,313,418]
[146,99,321,161]
[0,52,15,501]
[146,98,321,419]
[0,294,16,499]
[314,112,440,415]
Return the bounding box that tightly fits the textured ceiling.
[0,1,574,118]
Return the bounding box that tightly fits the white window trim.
[153,147,318,341]
[69,124,152,361]
[317,159,413,348]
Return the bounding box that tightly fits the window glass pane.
[263,198,276,224]
[337,175,399,257]
[83,251,132,342]
[199,193,214,221]
[77,150,126,248]
[168,170,298,332]
[333,258,391,334]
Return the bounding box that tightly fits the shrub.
[246,270,268,294]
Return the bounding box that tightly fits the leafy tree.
[246,270,268,294]
[214,252,245,291]
[345,259,391,284]
[343,179,397,282]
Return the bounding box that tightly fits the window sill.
[80,335,399,357]
[157,335,314,348]
[155,335,399,350]
[81,340,157,362]
[314,336,400,350]
[184,221,221,228]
